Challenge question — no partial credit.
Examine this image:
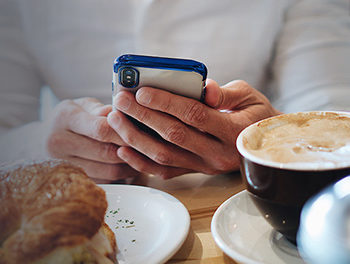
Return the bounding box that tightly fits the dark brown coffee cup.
[236,111,350,243]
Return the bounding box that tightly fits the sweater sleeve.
[270,0,350,113]
[0,0,42,135]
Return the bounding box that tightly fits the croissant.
[0,159,117,264]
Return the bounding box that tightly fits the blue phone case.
[114,54,207,78]
[113,54,208,101]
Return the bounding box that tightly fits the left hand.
[108,79,281,179]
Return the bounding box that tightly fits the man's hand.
[108,79,281,179]
[45,97,140,183]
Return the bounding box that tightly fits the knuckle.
[153,150,172,166]
[159,96,172,112]
[183,102,207,125]
[163,123,186,144]
[123,132,135,146]
[236,80,251,92]
[99,143,118,161]
[137,109,151,123]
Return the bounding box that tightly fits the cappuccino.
[237,111,350,242]
[243,112,350,168]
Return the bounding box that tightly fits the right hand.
[45,97,140,183]
[109,80,281,178]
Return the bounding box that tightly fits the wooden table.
[132,172,245,263]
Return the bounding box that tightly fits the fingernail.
[136,89,151,105]
[115,95,131,111]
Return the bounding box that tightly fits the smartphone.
[112,54,207,136]
[112,54,208,102]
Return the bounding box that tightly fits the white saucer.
[211,190,306,264]
[99,184,190,264]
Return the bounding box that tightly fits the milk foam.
[243,112,350,169]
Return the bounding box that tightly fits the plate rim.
[99,184,191,264]
[211,190,261,264]
[211,190,305,264]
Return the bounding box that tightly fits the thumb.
[204,79,222,108]
[205,79,251,110]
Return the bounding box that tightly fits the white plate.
[99,184,190,264]
[211,190,306,264]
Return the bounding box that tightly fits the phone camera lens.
[120,67,139,88]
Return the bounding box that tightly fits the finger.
[133,87,232,139]
[204,79,222,108]
[117,146,193,179]
[68,157,139,181]
[112,91,223,156]
[46,130,123,164]
[73,97,113,116]
[91,104,113,117]
[70,114,126,145]
[207,80,281,122]
[73,97,106,113]
[207,79,267,110]
[56,101,126,145]
[107,110,206,171]
[109,107,238,174]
